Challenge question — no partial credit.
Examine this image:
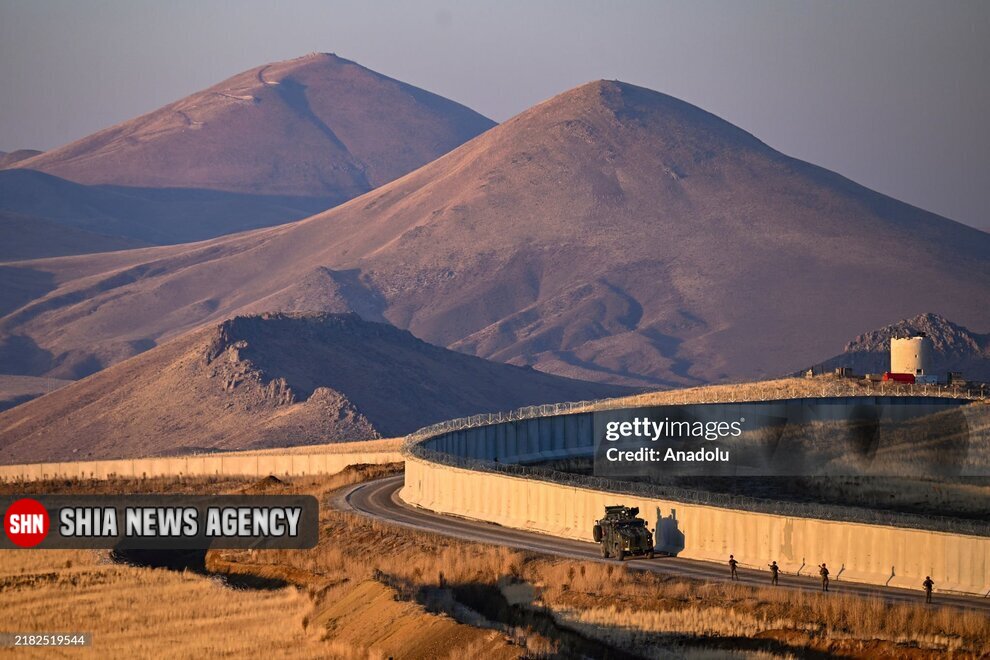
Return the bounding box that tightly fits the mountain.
[14,53,494,196]
[810,313,990,382]
[1,80,988,386]
[0,313,627,462]
[0,149,42,168]
[0,53,494,259]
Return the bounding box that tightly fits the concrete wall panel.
[401,456,990,596]
[164,458,186,476]
[185,456,208,476]
[220,455,257,476]
[0,450,402,483]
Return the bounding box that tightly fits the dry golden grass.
[0,549,329,659]
[310,579,521,660]
[534,561,990,656]
[0,467,525,660]
[0,474,254,496]
[0,546,520,660]
[222,483,990,659]
[5,468,988,659]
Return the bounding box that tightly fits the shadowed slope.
[0,169,334,256]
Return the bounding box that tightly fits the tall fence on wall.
[403,392,989,538]
[404,380,984,446]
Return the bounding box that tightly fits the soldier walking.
[819,563,830,592]
[923,576,934,604]
[728,554,738,581]
[768,560,779,586]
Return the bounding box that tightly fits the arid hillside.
[811,313,990,381]
[0,374,71,412]
[2,80,988,385]
[0,53,493,258]
[0,313,626,462]
[15,53,494,196]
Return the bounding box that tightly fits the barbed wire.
[404,380,982,447]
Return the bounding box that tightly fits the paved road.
[338,474,990,613]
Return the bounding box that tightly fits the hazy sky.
[1,0,987,228]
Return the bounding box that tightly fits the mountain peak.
[513,79,768,157]
[0,313,625,461]
[14,54,494,196]
[844,313,986,354]
[252,51,373,79]
[5,79,989,389]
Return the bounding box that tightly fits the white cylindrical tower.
[890,335,932,375]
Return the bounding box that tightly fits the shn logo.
[4,498,50,548]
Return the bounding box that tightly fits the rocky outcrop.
[810,313,990,381]
[0,313,627,461]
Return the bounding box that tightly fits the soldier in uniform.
[728,554,738,581]
[768,560,779,586]
[819,563,830,592]
[923,576,934,604]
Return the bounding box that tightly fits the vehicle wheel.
[617,548,626,561]
[600,543,609,559]
[592,524,602,543]
[647,550,655,560]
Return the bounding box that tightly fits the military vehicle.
[592,505,654,560]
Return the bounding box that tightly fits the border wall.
[419,396,972,463]
[402,455,990,595]
[0,450,403,483]
[401,396,990,596]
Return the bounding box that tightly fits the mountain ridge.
[0,53,494,259]
[1,79,987,386]
[0,313,627,462]
[14,53,495,196]
[811,313,990,381]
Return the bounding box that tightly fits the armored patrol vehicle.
[592,505,654,560]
